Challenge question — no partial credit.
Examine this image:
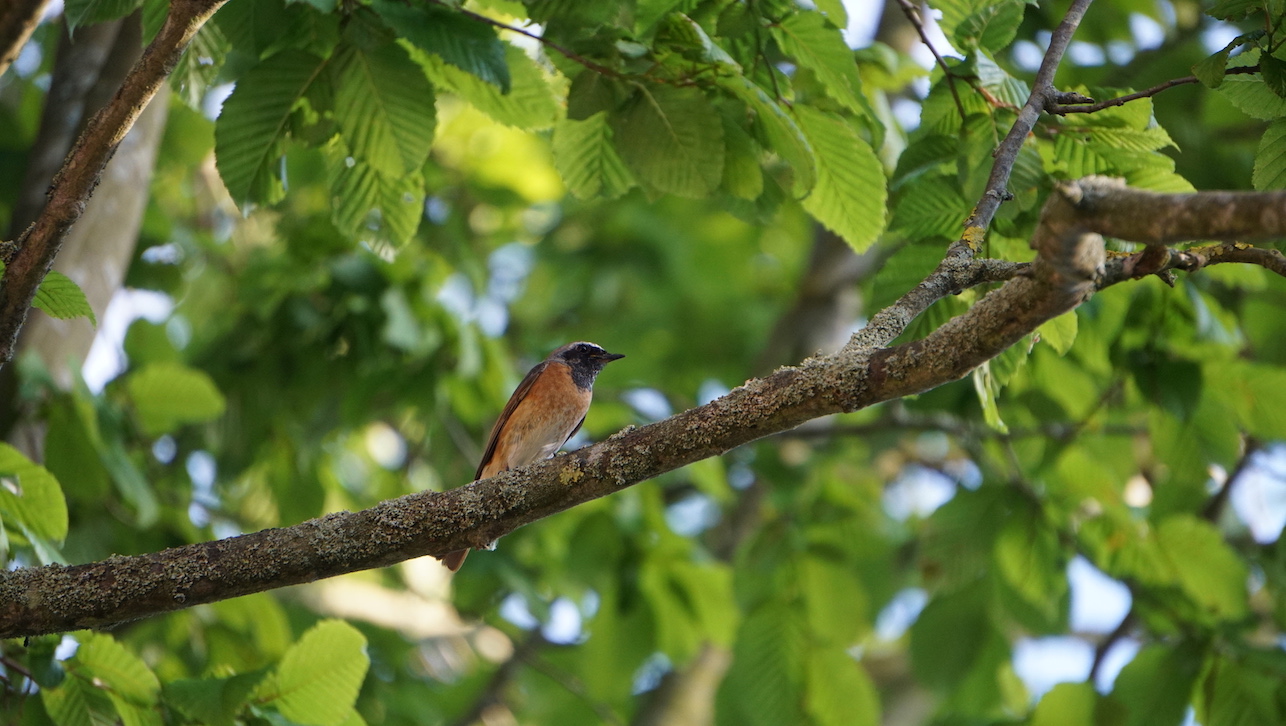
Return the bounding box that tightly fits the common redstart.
[439,341,624,571]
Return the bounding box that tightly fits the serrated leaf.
[215,50,330,210]
[415,43,559,129]
[717,75,816,192]
[1216,74,1286,120]
[794,107,887,251]
[1193,46,1233,88]
[552,113,635,200]
[1253,118,1286,189]
[65,0,141,31]
[805,647,879,726]
[126,362,227,436]
[267,620,368,726]
[172,22,230,109]
[1207,0,1263,18]
[955,1,1025,51]
[1263,54,1286,98]
[972,363,1008,433]
[1156,514,1248,620]
[42,675,115,726]
[1037,311,1077,354]
[372,0,508,92]
[772,12,866,116]
[612,84,724,198]
[891,175,968,239]
[721,115,764,201]
[33,271,96,325]
[635,0,688,33]
[74,633,160,707]
[800,556,867,644]
[1200,658,1284,726]
[165,672,266,726]
[994,514,1065,620]
[325,149,425,244]
[1109,642,1203,726]
[331,42,436,177]
[719,602,804,726]
[0,443,68,543]
[813,0,847,27]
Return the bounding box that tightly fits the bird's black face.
[555,341,624,389]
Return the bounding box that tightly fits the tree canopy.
[3,0,1286,724]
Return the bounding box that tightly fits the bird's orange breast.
[479,362,592,479]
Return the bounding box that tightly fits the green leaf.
[812,0,847,27]
[1108,642,1204,726]
[126,362,228,436]
[1156,514,1248,620]
[331,41,436,177]
[718,602,804,726]
[910,585,994,690]
[1199,658,1284,726]
[1253,118,1286,189]
[717,75,816,192]
[372,0,509,92]
[954,1,1025,51]
[721,115,764,201]
[1216,74,1286,120]
[1037,311,1078,354]
[1263,54,1286,98]
[42,675,115,726]
[612,84,724,198]
[0,442,68,543]
[552,113,636,200]
[1193,40,1237,88]
[265,620,368,726]
[325,143,426,244]
[891,175,968,240]
[415,43,559,130]
[800,555,867,644]
[772,12,866,116]
[972,363,1008,433]
[640,554,738,660]
[33,271,97,324]
[65,0,141,31]
[993,513,1066,621]
[1032,682,1096,726]
[1207,0,1264,18]
[804,647,879,726]
[73,633,160,707]
[795,107,887,251]
[215,50,330,210]
[166,672,266,726]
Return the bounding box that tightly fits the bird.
[438,341,624,571]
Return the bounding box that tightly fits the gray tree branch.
[9,174,1286,637]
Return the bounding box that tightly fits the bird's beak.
[598,352,625,362]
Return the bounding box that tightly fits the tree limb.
[0,0,47,79]
[0,0,226,366]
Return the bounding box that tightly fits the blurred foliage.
[3,0,1286,724]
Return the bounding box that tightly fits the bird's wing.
[475,360,550,481]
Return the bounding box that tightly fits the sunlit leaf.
[794,106,887,251]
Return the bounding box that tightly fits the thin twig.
[962,0,1096,234]
[895,0,965,121]
[1050,66,1261,114]
[428,0,621,79]
[849,0,1095,352]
